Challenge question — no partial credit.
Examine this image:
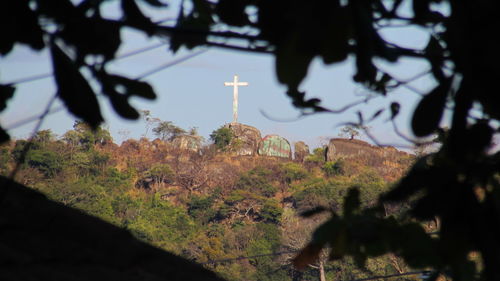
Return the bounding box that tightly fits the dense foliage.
[0,127,414,281]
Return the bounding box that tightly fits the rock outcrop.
[171,135,202,152]
[325,138,412,181]
[294,141,310,162]
[225,123,262,156]
[258,135,292,158]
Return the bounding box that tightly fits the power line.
[136,48,208,79]
[4,48,208,130]
[3,41,168,86]
[200,250,298,265]
[349,270,432,281]
[198,249,434,281]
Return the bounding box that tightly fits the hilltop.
[0,123,418,281]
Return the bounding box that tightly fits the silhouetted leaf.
[374,73,392,95]
[329,227,348,259]
[97,73,148,120]
[343,188,361,217]
[0,126,9,143]
[425,36,445,81]
[275,41,314,90]
[104,74,156,100]
[141,0,168,7]
[109,94,140,120]
[51,44,103,128]
[320,8,350,64]
[216,0,250,27]
[122,0,155,35]
[411,78,451,137]
[0,1,44,55]
[0,84,15,111]
[59,18,121,62]
[390,102,400,120]
[299,206,328,218]
[292,244,322,270]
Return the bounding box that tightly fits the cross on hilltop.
[224,75,248,124]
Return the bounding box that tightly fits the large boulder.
[258,135,292,158]
[294,141,310,162]
[325,138,412,181]
[225,123,262,156]
[171,135,202,152]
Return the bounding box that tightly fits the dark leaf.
[411,78,451,137]
[121,0,155,35]
[0,84,15,111]
[275,40,314,90]
[374,73,392,95]
[0,126,10,143]
[390,102,400,120]
[0,1,44,54]
[50,44,103,128]
[343,188,361,217]
[329,227,348,259]
[425,36,445,81]
[168,14,209,52]
[292,243,322,270]
[109,94,140,120]
[382,155,435,202]
[105,74,156,100]
[141,0,168,7]
[97,73,147,120]
[216,0,250,27]
[299,206,328,218]
[353,55,377,84]
[59,18,121,62]
[320,10,350,64]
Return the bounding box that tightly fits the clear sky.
[0,2,434,150]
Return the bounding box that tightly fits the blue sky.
[0,2,434,150]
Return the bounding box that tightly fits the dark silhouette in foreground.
[0,176,224,281]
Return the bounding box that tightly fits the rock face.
[225,123,262,156]
[258,135,292,158]
[294,141,310,162]
[326,138,402,163]
[0,176,225,281]
[171,135,202,152]
[325,138,412,181]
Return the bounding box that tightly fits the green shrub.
[26,149,63,177]
[322,159,345,177]
[210,126,233,150]
[278,162,309,184]
[259,200,283,223]
[188,195,217,224]
[304,147,325,164]
[236,167,277,197]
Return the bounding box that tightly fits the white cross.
[224,74,249,123]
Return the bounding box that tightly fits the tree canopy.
[1,0,500,280]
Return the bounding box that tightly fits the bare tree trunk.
[319,260,326,281]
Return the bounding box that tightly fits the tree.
[2,1,500,280]
[339,125,361,140]
[153,121,186,141]
[210,126,233,150]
